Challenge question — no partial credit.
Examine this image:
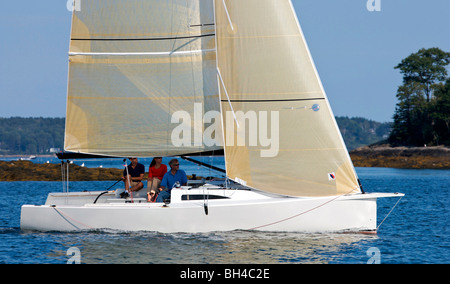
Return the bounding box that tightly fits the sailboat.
[20,0,403,233]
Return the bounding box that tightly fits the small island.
[0,160,123,182]
[350,145,450,169]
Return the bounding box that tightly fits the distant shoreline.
[350,145,450,169]
[0,160,123,182]
[0,154,55,158]
[1,146,448,181]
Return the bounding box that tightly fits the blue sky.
[0,0,449,122]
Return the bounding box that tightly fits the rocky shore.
[1,146,448,181]
[350,145,450,169]
[0,160,123,182]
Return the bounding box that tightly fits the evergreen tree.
[430,78,450,145]
[389,48,450,146]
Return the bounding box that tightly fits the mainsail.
[65,0,221,157]
[215,0,360,197]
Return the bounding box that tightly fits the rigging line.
[66,161,70,205]
[52,207,93,230]
[61,161,65,193]
[71,33,215,41]
[180,156,226,174]
[66,160,69,194]
[221,0,234,31]
[185,0,198,111]
[220,98,326,103]
[376,195,404,231]
[166,0,175,155]
[217,68,240,128]
[248,187,359,231]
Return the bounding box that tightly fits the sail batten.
[71,33,215,42]
[220,98,325,102]
[69,48,216,57]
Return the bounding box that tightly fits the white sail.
[214,0,360,197]
[65,0,222,157]
[65,0,360,196]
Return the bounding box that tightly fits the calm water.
[0,162,448,264]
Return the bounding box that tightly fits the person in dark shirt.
[123,157,146,197]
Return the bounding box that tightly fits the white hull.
[20,184,403,233]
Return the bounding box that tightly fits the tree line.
[388,47,450,146]
[0,116,388,155]
[0,117,64,155]
[336,116,391,150]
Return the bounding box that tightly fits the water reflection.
[48,230,377,264]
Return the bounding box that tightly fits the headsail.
[214,0,360,197]
[65,0,222,157]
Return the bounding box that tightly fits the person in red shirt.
[147,157,167,202]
